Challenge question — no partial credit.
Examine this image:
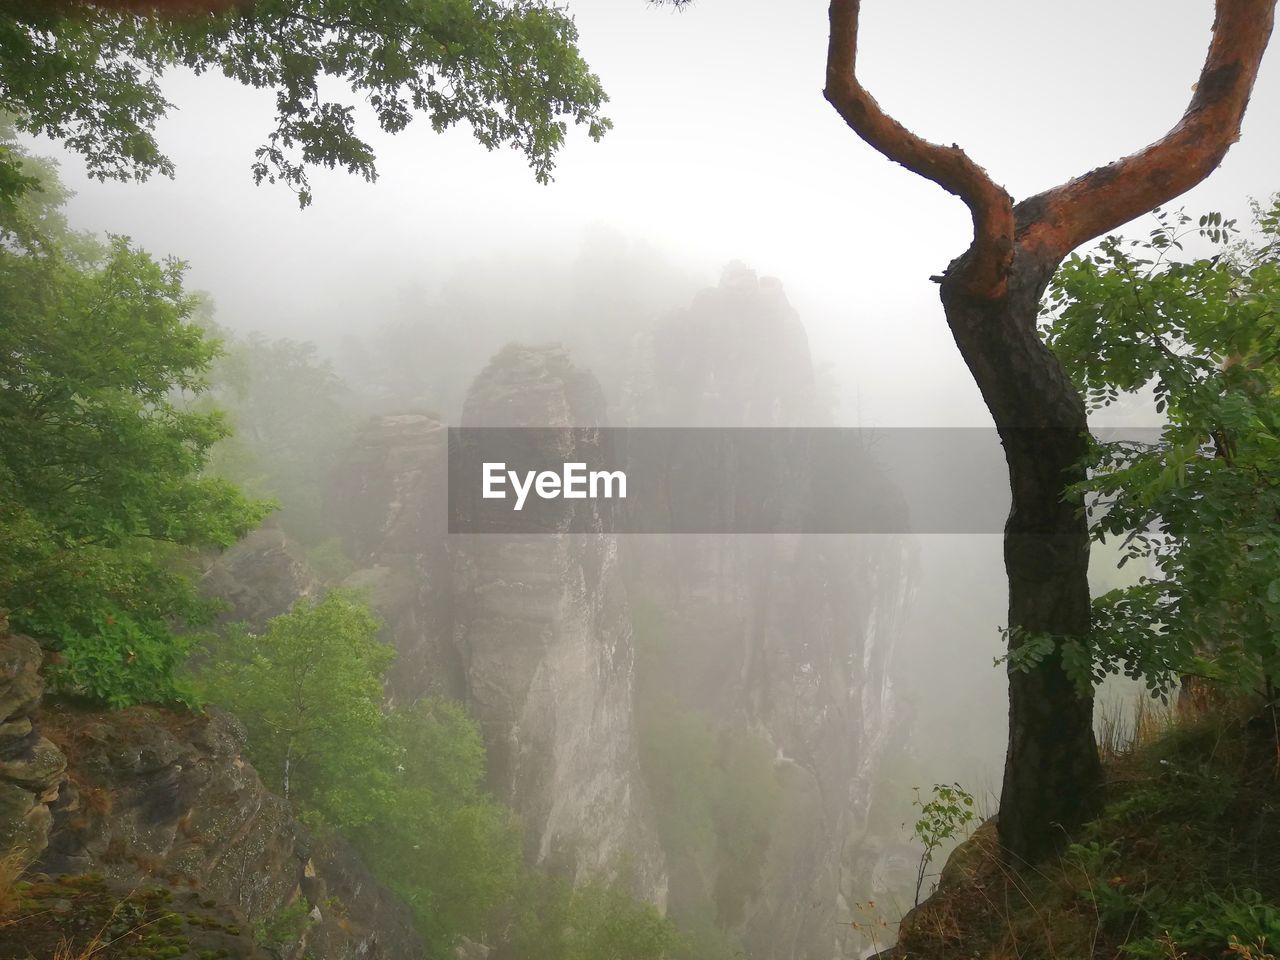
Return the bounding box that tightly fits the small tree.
[910,782,977,907]
[1044,200,1280,702]
[0,135,270,706]
[198,591,396,823]
[199,592,525,957]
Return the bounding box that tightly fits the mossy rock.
[0,873,270,959]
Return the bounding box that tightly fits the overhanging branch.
[823,0,1015,298]
[1018,0,1276,262]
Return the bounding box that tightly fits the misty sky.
[31,0,1280,426]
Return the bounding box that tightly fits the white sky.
[37,0,1280,426]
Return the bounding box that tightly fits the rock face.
[0,630,65,868]
[39,705,423,960]
[623,266,914,960]
[328,413,460,706]
[329,347,668,908]
[200,526,321,630]
[621,262,818,429]
[323,272,915,958]
[454,346,666,903]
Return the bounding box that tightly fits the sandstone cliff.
[38,703,423,960]
[453,345,666,904]
[328,413,460,707]
[623,265,915,960]
[328,346,668,908]
[0,624,421,960]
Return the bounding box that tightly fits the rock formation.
[323,270,916,957]
[329,346,668,908]
[328,413,460,706]
[200,526,321,630]
[0,629,65,868]
[453,345,665,903]
[0,626,414,959]
[38,704,423,960]
[623,265,915,960]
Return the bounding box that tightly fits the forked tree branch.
[823,0,1015,298]
[1019,0,1276,263]
[824,0,1277,298]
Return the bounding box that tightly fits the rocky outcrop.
[623,266,915,960]
[327,413,460,706]
[0,873,273,960]
[324,272,915,958]
[39,705,423,960]
[329,347,668,908]
[621,261,817,429]
[453,345,665,904]
[0,629,374,955]
[200,526,321,630]
[0,629,65,868]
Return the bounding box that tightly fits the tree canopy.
[0,133,270,706]
[0,0,611,206]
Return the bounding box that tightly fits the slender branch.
[1019,0,1277,262]
[823,0,1015,298]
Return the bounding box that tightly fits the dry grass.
[1095,692,1177,766]
[0,850,29,918]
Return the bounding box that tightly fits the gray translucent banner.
[447,427,1162,534]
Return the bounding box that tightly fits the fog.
[36,0,1280,429]
[12,1,1280,955]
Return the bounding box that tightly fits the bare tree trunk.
[940,256,1102,860]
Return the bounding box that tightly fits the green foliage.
[0,0,610,207]
[1056,712,1280,960]
[354,698,522,953]
[196,592,521,958]
[253,897,314,952]
[910,782,976,906]
[509,874,678,960]
[637,698,780,940]
[304,537,356,583]
[1043,200,1280,698]
[196,591,396,825]
[1128,891,1280,960]
[894,707,1280,960]
[0,136,270,707]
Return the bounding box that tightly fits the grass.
[894,697,1280,960]
[0,874,264,959]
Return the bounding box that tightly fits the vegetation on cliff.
[889,201,1280,958]
[197,592,521,954]
[197,591,676,960]
[892,701,1280,960]
[0,134,271,709]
